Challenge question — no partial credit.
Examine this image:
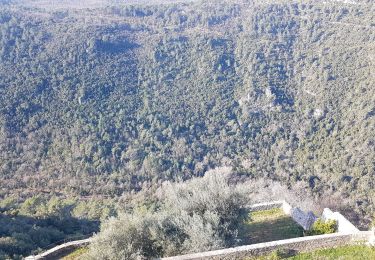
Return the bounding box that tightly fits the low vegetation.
[239,208,303,244]
[0,195,120,259]
[87,170,250,259]
[305,219,337,236]
[286,245,375,260]
[62,247,89,260]
[0,168,319,258]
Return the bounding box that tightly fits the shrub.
[306,219,337,236]
[160,167,249,245]
[88,168,250,259]
[87,212,163,260]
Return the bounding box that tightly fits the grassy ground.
[247,245,375,260]
[239,208,304,245]
[62,247,88,260]
[287,245,375,260]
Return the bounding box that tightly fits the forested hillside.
[0,0,374,256]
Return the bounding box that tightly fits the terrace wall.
[161,232,373,260]
[247,201,285,212]
[24,238,92,260]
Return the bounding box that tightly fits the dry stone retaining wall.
[161,232,373,260]
[24,238,92,260]
[247,201,285,212]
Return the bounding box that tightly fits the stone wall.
[247,201,285,212]
[24,238,92,260]
[161,232,373,260]
[321,208,360,233]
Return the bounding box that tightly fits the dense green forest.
[0,0,374,258]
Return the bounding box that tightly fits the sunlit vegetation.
[305,219,337,236]
[286,245,375,260]
[0,0,374,258]
[239,208,304,244]
[0,196,107,259]
[87,170,250,259]
[62,247,89,260]
[246,245,375,260]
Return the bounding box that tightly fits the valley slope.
[0,0,374,223]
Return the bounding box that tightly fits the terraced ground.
[63,208,304,259]
[239,208,304,245]
[62,247,88,260]
[61,209,373,259]
[287,245,375,260]
[250,244,375,260]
